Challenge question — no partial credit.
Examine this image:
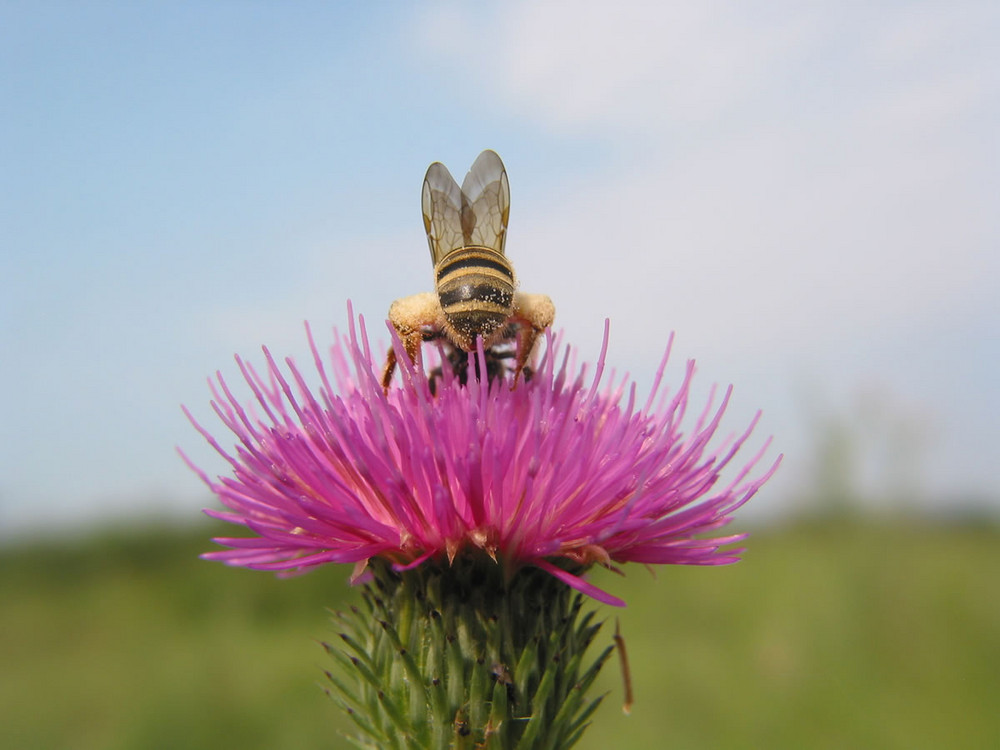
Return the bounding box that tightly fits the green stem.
[326,556,613,749]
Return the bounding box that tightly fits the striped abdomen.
[435,246,515,351]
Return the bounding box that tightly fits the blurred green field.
[2,517,997,749]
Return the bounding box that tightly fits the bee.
[381,150,555,391]
[426,342,526,396]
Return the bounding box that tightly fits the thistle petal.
[186,310,781,605]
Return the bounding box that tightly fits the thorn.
[614,618,633,715]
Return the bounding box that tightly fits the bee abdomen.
[436,247,515,350]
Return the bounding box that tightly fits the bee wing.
[460,150,510,255]
[422,162,465,266]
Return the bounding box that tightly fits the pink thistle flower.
[183,310,780,607]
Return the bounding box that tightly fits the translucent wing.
[460,150,509,255]
[421,150,510,265]
[422,162,465,266]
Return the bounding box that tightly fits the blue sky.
[2,1,998,536]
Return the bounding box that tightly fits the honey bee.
[381,150,555,391]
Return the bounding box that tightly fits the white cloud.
[412,1,1000,511]
[418,1,822,132]
[414,1,998,359]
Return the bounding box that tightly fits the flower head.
[184,310,779,607]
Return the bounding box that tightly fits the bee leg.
[511,326,540,387]
[427,366,442,396]
[381,348,398,392]
[381,329,424,393]
[510,292,556,388]
[380,347,413,392]
[382,292,445,393]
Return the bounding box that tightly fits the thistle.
[184,310,780,748]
